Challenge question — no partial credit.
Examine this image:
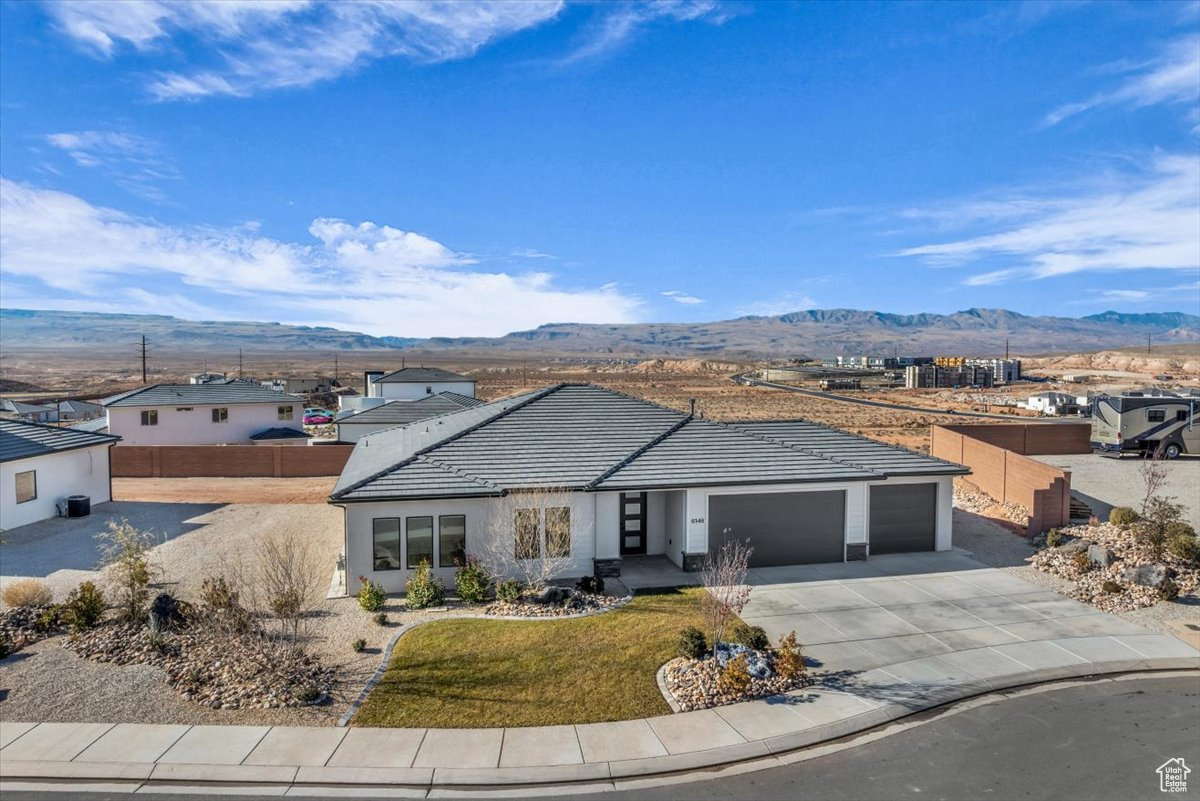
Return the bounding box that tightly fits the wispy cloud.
[44,129,179,201]
[44,0,567,99]
[1045,36,1200,127]
[895,154,1200,286]
[661,290,704,305]
[561,0,732,63]
[735,292,817,317]
[0,178,640,336]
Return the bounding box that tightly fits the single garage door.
[869,484,936,554]
[708,490,845,566]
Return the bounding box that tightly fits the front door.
[619,491,647,555]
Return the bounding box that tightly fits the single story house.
[100,383,306,446]
[0,399,58,423]
[1023,391,1083,416]
[262,377,330,394]
[56,399,105,421]
[330,384,968,592]
[336,392,483,443]
[1,419,120,530]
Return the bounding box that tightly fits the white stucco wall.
[108,402,302,445]
[0,445,112,530]
[343,492,596,593]
[374,381,476,401]
[663,490,686,567]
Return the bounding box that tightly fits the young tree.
[1138,447,1171,517]
[476,487,581,591]
[254,529,324,648]
[700,534,753,658]
[95,519,158,622]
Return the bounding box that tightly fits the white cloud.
[44,0,566,99]
[44,129,179,201]
[895,154,1200,286]
[661,290,704,305]
[0,178,640,336]
[1045,36,1200,126]
[561,0,731,63]
[735,292,818,317]
[1098,289,1151,301]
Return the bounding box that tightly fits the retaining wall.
[111,445,353,478]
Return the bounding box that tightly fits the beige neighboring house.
[100,382,306,446]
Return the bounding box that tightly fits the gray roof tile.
[373,366,474,384]
[1,419,120,463]
[101,383,303,407]
[336,392,482,428]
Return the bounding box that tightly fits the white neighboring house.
[341,367,477,413]
[336,392,483,443]
[1023,391,1080,416]
[1,419,120,530]
[329,384,968,593]
[100,382,306,446]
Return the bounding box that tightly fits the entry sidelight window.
[545,507,571,558]
[406,516,434,569]
[514,508,540,560]
[439,515,466,567]
[372,518,401,571]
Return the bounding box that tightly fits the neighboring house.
[0,399,58,423]
[330,383,968,592]
[0,419,119,530]
[1023,391,1080,416]
[56,399,105,421]
[69,417,109,434]
[262,377,330,394]
[336,392,483,443]
[100,383,305,446]
[189,372,226,384]
[366,367,476,401]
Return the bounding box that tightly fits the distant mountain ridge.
[1,307,1196,358]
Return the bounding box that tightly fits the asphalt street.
[5,676,1198,801]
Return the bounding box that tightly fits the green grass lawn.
[352,588,708,728]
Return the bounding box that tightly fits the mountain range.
[1,307,1197,358]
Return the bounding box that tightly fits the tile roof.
[336,392,483,428]
[331,384,967,502]
[373,366,474,384]
[1,419,120,463]
[58,399,104,415]
[101,383,303,407]
[249,426,312,441]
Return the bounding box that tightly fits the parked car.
[303,407,327,416]
[303,411,333,425]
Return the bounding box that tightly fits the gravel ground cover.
[1030,454,1200,529]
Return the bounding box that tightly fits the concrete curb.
[337,595,635,726]
[5,664,1196,795]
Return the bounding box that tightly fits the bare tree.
[253,529,325,648]
[1139,446,1171,516]
[95,519,159,622]
[475,487,581,591]
[700,535,753,658]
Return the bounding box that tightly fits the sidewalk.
[2,634,1196,794]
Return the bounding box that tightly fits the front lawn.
[352,588,708,728]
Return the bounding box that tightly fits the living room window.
[140,410,158,426]
[406,516,434,569]
[514,508,540,560]
[439,515,466,568]
[545,506,571,558]
[372,518,401,571]
[15,470,36,503]
[212,407,229,423]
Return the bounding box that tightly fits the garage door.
[708,491,845,567]
[869,484,936,554]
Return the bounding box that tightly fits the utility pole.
[1005,338,1010,360]
[139,335,148,383]
[1147,333,1152,355]
[334,354,339,385]
[238,348,244,379]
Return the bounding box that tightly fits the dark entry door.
[620,491,647,555]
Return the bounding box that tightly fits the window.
[1177,410,1189,422]
[514,508,540,560]
[439,515,466,568]
[406,516,434,569]
[140,410,158,426]
[15,470,36,504]
[425,385,433,395]
[1148,409,1166,422]
[212,407,229,423]
[372,519,401,571]
[545,507,571,558]
[176,407,193,412]
[278,405,294,421]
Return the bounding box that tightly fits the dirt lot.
[113,477,335,504]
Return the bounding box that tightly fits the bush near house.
[1109,507,1139,527]
[677,626,708,659]
[495,579,522,604]
[357,577,387,612]
[454,560,490,604]
[404,560,445,609]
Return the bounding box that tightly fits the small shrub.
[678,626,708,660]
[295,685,321,704]
[374,612,388,626]
[1044,529,1062,548]
[1071,551,1092,574]
[97,520,154,622]
[61,581,105,631]
[146,631,169,653]
[1109,507,1139,527]
[357,577,387,612]
[719,653,753,694]
[34,607,61,632]
[352,638,367,653]
[454,560,491,604]
[496,579,522,604]
[199,575,239,612]
[1159,577,1181,601]
[1166,531,1200,564]
[1101,579,1123,594]
[0,633,9,660]
[2,579,52,608]
[576,575,605,595]
[774,631,805,681]
[730,623,769,650]
[1087,516,1101,527]
[404,560,445,609]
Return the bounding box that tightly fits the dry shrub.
[2,579,52,608]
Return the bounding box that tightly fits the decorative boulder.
[148,593,186,632]
[1118,563,1172,589]
[532,586,574,606]
[1054,539,1092,555]
[1087,544,1116,568]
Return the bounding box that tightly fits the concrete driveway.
[740,551,1157,673]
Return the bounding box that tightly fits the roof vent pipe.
[689,398,696,417]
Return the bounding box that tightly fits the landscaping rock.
[1054,538,1092,555]
[531,586,574,606]
[1119,563,1171,589]
[663,653,810,712]
[485,592,626,618]
[1087,544,1116,568]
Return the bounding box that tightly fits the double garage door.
[706,483,937,567]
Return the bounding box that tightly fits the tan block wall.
[936,422,1090,456]
[111,445,353,478]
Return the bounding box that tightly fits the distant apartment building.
[905,364,994,389]
[933,357,1020,384]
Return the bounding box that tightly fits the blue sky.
[1,0,1197,337]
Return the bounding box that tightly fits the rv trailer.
[1090,393,1198,458]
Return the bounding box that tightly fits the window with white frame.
[140,410,158,426]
